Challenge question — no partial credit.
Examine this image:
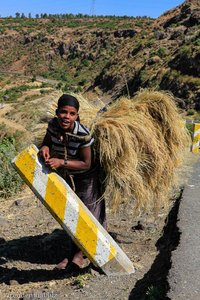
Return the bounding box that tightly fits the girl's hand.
[39,146,50,162]
[45,158,63,169]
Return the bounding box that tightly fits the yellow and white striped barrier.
[12,144,135,275]
[191,123,200,153]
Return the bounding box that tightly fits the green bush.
[0,136,23,198]
[185,122,194,135]
[0,84,34,103]
[157,47,166,58]
[179,45,192,57]
[82,59,90,67]
[186,109,196,116]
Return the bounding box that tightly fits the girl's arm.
[46,146,92,171]
[38,132,52,161]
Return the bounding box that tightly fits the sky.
[0,0,185,19]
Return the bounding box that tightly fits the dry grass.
[39,90,190,215]
[91,90,190,214]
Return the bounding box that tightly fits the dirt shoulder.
[0,186,162,300]
[0,152,197,300]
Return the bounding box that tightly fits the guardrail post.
[12,144,135,276]
[191,122,200,153]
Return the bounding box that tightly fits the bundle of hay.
[38,89,189,214]
[90,90,190,214]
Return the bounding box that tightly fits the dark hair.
[57,94,79,111]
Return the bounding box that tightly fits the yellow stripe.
[192,146,199,153]
[14,146,36,185]
[192,124,200,153]
[45,173,67,222]
[76,204,98,261]
[108,244,116,261]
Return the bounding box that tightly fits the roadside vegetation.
[0,135,23,198]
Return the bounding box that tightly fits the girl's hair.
[57,94,79,111]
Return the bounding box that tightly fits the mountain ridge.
[0,0,199,109]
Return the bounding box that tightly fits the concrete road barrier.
[12,144,135,276]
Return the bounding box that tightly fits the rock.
[90,268,101,276]
[169,26,186,40]
[154,30,167,40]
[22,35,33,44]
[57,42,69,56]
[14,200,23,207]
[0,257,7,264]
[147,56,162,65]
[113,29,136,38]
[49,280,57,286]
[131,221,145,231]
[9,279,19,285]
[169,52,200,77]
[3,95,10,101]
[46,50,55,59]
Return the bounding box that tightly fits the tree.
[28,12,32,19]
[15,12,20,18]
[41,13,48,18]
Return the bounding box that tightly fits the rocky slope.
[93,0,200,107]
[0,0,199,109]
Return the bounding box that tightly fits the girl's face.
[57,105,78,131]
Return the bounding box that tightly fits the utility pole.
[90,0,96,16]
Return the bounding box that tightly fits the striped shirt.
[41,117,95,174]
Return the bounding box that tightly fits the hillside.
[0,17,153,93]
[0,2,199,297]
[93,0,200,105]
[0,0,199,110]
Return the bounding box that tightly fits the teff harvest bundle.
[45,90,189,214]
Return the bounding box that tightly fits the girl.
[39,94,106,272]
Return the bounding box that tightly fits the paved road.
[167,159,200,299]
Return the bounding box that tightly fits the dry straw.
[39,90,190,214]
[90,90,190,214]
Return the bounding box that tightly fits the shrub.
[186,123,194,135]
[186,109,196,116]
[82,59,90,67]
[157,47,166,58]
[0,136,23,198]
[0,85,34,102]
[179,45,192,57]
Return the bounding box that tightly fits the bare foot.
[72,251,89,268]
[55,258,68,270]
